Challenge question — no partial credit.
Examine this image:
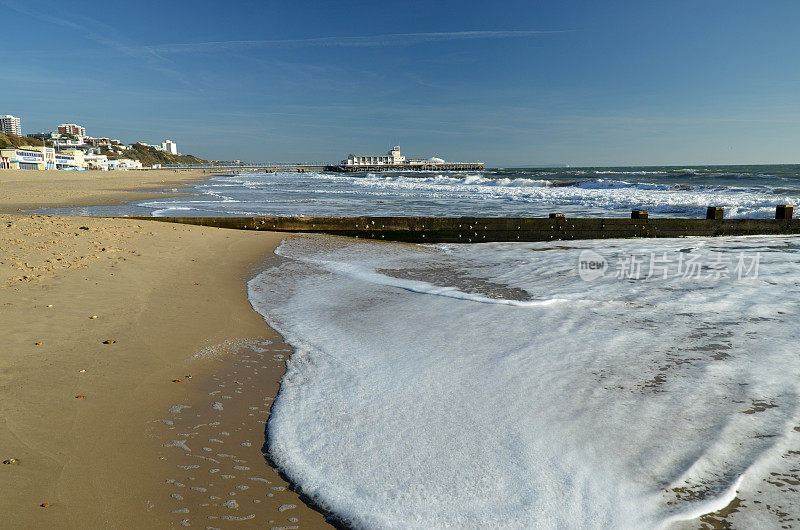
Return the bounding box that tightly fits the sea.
[47,164,800,218]
[45,165,800,528]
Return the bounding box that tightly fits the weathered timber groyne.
[126,215,800,243]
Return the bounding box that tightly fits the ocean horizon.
[38,164,800,220]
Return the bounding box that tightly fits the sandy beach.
[0,170,330,528]
[0,169,213,213]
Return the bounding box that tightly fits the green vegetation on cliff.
[102,143,206,167]
[0,133,49,149]
[0,133,207,167]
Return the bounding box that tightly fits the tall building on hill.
[58,123,86,137]
[161,139,178,155]
[0,115,22,136]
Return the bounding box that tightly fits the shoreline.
[0,170,331,528]
[0,168,214,213]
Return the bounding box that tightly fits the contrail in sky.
[135,30,571,54]
[1,0,185,80]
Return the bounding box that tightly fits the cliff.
[103,143,206,167]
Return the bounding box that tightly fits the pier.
[161,163,328,172]
[326,162,485,172]
[128,209,800,244]
[159,147,483,173]
[159,162,484,173]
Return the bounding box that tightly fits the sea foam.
[134,169,800,219]
[248,235,800,528]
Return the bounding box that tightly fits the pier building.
[342,146,407,166]
[334,146,483,172]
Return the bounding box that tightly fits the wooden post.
[549,213,565,219]
[706,206,724,220]
[776,205,794,220]
[631,210,648,219]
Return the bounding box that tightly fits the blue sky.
[2,0,800,166]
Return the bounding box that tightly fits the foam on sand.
[248,235,800,528]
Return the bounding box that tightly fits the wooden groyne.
[127,212,800,244]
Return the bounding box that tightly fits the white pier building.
[342,146,410,166]
[335,145,481,172]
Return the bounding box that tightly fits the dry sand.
[0,171,332,528]
[0,169,215,213]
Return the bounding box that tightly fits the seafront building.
[55,150,85,170]
[113,158,143,170]
[0,146,47,170]
[0,146,142,171]
[58,123,87,137]
[0,115,22,136]
[161,139,178,155]
[0,116,179,171]
[83,154,109,169]
[53,136,86,149]
[0,146,59,170]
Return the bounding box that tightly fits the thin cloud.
[0,0,187,82]
[136,30,570,55]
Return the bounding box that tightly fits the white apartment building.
[342,146,406,166]
[0,115,22,136]
[161,139,178,155]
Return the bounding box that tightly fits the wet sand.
[0,173,331,528]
